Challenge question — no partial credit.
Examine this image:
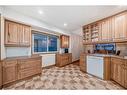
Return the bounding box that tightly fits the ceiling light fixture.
[38,10,44,14]
[64,23,68,26]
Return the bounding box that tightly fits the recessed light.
[64,23,67,26]
[38,10,44,14]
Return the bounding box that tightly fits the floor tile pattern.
[3,64,124,90]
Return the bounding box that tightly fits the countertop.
[3,55,41,61]
[82,53,127,59]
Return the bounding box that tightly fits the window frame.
[32,31,60,54]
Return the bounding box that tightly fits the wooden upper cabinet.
[100,18,112,41]
[20,25,31,46]
[60,35,69,48]
[113,12,127,41]
[83,11,127,44]
[5,20,31,46]
[5,21,19,45]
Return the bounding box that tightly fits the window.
[33,33,58,53]
[48,36,58,51]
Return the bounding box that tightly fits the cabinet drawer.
[3,60,17,67]
[18,60,41,69]
[18,66,41,79]
[111,58,124,63]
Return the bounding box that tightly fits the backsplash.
[116,43,127,56]
[6,47,31,57]
[84,43,127,56]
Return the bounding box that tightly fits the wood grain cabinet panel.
[124,62,127,88]
[2,60,18,85]
[5,20,31,46]
[111,57,126,88]
[114,12,127,41]
[0,61,2,88]
[60,35,69,48]
[18,57,42,80]
[79,54,86,72]
[1,56,42,87]
[5,21,19,45]
[100,18,112,41]
[22,25,31,46]
[56,53,72,67]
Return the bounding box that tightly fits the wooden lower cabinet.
[2,56,42,86]
[125,63,127,88]
[111,57,126,88]
[2,60,18,85]
[56,53,72,67]
[0,61,2,88]
[18,57,42,79]
[79,54,86,72]
[103,57,111,80]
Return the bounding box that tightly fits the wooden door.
[2,60,17,85]
[5,21,19,45]
[114,12,127,41]
[22,25,31,46]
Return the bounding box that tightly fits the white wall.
[71,33,83,61]
[6,47,31,57]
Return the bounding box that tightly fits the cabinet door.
[114,12,127,40]
[111,58,125,86]
[0,62,2,87]
[125,63,127,88]
[21,25,31,46]
[18,24,23,45]
[101,18,112,41]
[5,21,19,45]
[3,60,17,85]
[60,35,69,48]
[116,62,125,86]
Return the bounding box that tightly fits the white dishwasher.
[87,55,104,79]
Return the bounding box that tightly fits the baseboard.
[72,60,80,66]
[42,64,55,69]
[72,59,79,63]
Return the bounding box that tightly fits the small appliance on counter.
[64,48,68,53]
[116,50,120,56]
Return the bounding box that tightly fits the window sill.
[33,51,59,55]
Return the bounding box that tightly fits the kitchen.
[80,10,127,88]
[0,6,127,90]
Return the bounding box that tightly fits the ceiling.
[3,6,127,32]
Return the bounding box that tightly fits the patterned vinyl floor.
[3,64,125,90]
